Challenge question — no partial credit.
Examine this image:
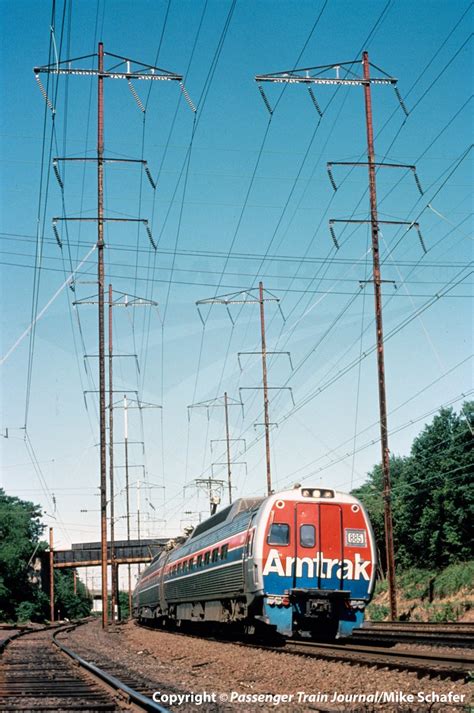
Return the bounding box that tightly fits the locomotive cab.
[256,487,376,639]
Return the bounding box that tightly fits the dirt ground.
[59,620,471,713]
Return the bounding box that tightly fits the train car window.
[220,544,229,560]
[267,523,290,545]
[182,561,187,573]
[197,554,203,567]
[211,548,219,562]
[300,524,316,548]
[188,557,194,570]
[204,551,211,565]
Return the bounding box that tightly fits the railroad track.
[0,623,169,712]
[138,621,473,679]
[275,639,473,679]
[350,621,474,648]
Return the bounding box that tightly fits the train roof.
[190,496,265,539]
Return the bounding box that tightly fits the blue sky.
[1,0,472,589]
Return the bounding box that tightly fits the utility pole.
[255,53,425,620]
[188,394,244,504]
[137,478,141,574]
[123,394,132,618]
[224,393,232,503]
[361,52,396,622]
[78,289,160,621]
[108,284,117,622]
[96,42,108,630]
[259,282,272,496]
[49,527,54,622]
[197,286,292,496]
[34,42,193,629]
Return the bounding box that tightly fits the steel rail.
[363,621,474,630]
[0,621,170,712]
[52,626,170,712]
[276,638,473,679]
[135,620,472,678]
[351,624,474,648]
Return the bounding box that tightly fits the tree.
[0,489,47,621]
[0,490,93,622]
[54,570,92,620]
[352,402,473,572]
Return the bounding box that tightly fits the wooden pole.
[49,527,54,622]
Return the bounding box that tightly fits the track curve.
[0,622,169,712]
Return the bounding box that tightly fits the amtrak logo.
[263,549,371,581]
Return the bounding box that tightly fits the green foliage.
[0,489,46,622]
[0,489,92,622]
[54,570,92,620]
[15,601,38,622]
[367,562,473,621]
[397,568,436,600]
[433,561,474,598]
[427,602,463,622]
[117,590,130,619]
[353,402,473,572]
[366,603,389,621]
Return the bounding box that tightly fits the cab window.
[211,548,219,563]
[300,524,315,548]
[204,551,211,565]
[220,544,229,560]
[267,523,290,546]
[197,554,203,567]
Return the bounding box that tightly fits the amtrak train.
[132,486,376,638]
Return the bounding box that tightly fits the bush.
[15,601,37,622]
[399,568,436,600]
[433,561,474,598]
[366,603,389,621]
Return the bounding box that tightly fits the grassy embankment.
[367,561,474,622]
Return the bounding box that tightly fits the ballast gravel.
[60,620,471,713]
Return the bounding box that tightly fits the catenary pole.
[124,394,132,617]
[224,392,232,504]
[108,284,116,621]
[97,42,108,629]
[362,51,397,620]
[259,282,272,495]
[49,527,54,622]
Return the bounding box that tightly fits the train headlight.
[301,488,334,498]
[302,488,321,497]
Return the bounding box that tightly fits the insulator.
[307,86,323,117]
[145,222,157,250]
[394,86,409,116]
[416,226,427,254]
[329,224,339,249]
[128,80,145,113]
[412,170,424,195]
[180,82,197,113]
[327,166,338,192]
[257,84,273,115]
[53,223,62,248]
[144,165,156,189]
[34,73,55,114]
[53,162,64,189]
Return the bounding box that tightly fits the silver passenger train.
[133,486,376,638]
